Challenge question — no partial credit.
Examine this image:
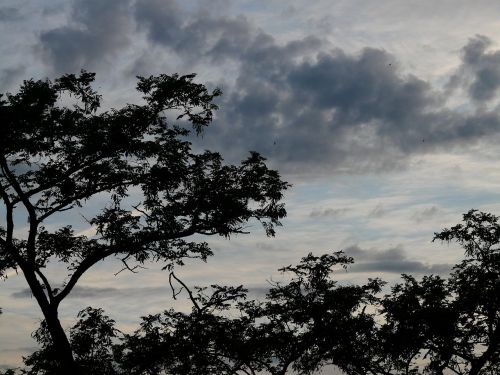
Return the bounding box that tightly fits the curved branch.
[0,180,27,269]
[0,156,36,220]
[170,271,201,312]
[52,247,115,305]
[0,181,13,244]
[53,226,200,306]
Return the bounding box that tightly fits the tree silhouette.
[111,252,382,375]
[115,211,500,374]
[345,209,500,375]
[9,210,500,374]
[0,71,288,374]
[3,73,500,375]
[22,307,119,375]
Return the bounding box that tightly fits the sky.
[3,0,500,370]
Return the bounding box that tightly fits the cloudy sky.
[3,0,500,369]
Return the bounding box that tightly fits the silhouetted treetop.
[7,210,500,375]
[0,70,288,374]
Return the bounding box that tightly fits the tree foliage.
[342,209,500,375]
[13,209,500,375]
[21,307,118,375]
[0,71,288,374]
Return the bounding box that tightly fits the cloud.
[199,40,500,174]
[134,0,185,49]
[0,6,22,21]
[368,204,387,218]
[310,208,350,218]
[411,205,441,223]
[35,0,500,174]
[0,66,25,90]
[134,0,322,64]
[38,0,133,73]
[343,244,452,274]
[9,283,275,306]
[448,35,500,103]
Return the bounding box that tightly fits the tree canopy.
[0,71,288,374]
[4,209,500,375]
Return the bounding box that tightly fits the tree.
[114,210,500,375]
[345,209,500,375]
[13,252,382,375]
[10,210,500,374]
[113,253,382,375]
[0,71,288,374]
[21,307,119,375]
[116,281,258,375]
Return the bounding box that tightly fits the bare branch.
[114,254,147,276]
[170,271,201,312]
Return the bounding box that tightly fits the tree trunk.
[20,266,79,374]
[43,305,80,375]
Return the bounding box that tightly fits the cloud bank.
[30,1,500,175]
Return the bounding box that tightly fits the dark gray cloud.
[11,286,114,299]
[247,286,271,299]
[448,35,500,103]
[343,245,451,274]
[134,0,322,64]
[134,0,185,48]
[37,0,500,174]
[39,0,132,73]
[10,284,273,303]
[198,39,500,173]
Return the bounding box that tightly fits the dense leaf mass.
[0,71,288,374]
[14,210,500,375]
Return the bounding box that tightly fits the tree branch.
[52,247,115,305]
[169,271,201,312]
[53,226,200,306]
[35,269,54,302]
[114,254,147,276]
[37,179,136,222]
[0,180,27,269]
[21,154,108,200]
[0,156,38,263]
[0,180,13,244]
[469,321,500,375]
